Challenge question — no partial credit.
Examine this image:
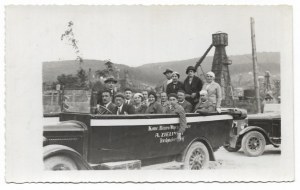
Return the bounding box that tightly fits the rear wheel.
[44,155,78,170]
[242,131,266,157]
[183,142,209,170]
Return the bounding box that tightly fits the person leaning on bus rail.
[114,93,135,115]
[166,71,184,95]
[161,68,173,92]
[202,71,222,113]
[160,92,170,113]
[177,90,193,113]
[145,91,163,114]
[97,90,118,114]
[194,90,215,113]
[165,93,187,141]
[132,93,148,114]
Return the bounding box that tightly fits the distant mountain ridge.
[43,52,280,86]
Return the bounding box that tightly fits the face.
[206,74,214,83]
[169,97,178,106]
[161,92,168,102]
[188,70,195,77]
[142,91,148,100]
[200,94,208,102]
[172,74,179,83]
[165,72,172,80]
[134,95,142,104]
[177,92,185,102]
[115,97,124,107]
[125,91,132,100]
[106,81,115,90]
[148,94,156,103]
[101,92,111,104]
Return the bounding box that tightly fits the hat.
[114,93,125,99]
[168,93,178,99]
[133,93,143,99]
[148,91,158,101]
[177,89,186,94]
[199,90,208,95]
[186,66,196,74]
[163,68,173,75]
[172,71,180,79]
[206,71,215,78]
[104,77,118,84]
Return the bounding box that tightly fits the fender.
[238,126,279,148]
[43,144,92,170]
[179,137,215,162]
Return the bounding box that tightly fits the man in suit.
[96,76,118,106]
[114,93,135,115]
[124,88,134,105]
[177,90,193,113]
[97,90,117,114]
[161,68,173,92]
[183,66,203,107]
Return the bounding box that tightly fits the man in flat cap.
[162,68,173,92]
[183,66,203,107]
[114,93,135,115]
[96,76,118,111]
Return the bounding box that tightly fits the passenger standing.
[96,76,118,110]
[145,91,163,114]
[162,68,173,92]
[165,93,187,141]
[166,72,184,95]
[160,92,170,113]
[177,90,193,113]
[114,93,135,115]
[132,93,148,114]
[183,66,203,106]
[202,71,222,113]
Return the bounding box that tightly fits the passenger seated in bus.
[165,93,187,141]
[124,88,134,105]
[145,91,163,114]
[132,93,147,114]
[194,90,215,113]
[96,90,117,114]
[160,92,170,114]
[177,90,193,113]
[114,93,135,115]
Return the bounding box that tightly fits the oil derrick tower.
[264,71,272,92]
[211,32,234,106]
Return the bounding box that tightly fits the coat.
[193,100,215,113]
[133,104,148,114]
[165,104,187,134]
[178,100,193,113]
[162,79,173,92]
[145,101,163,114]
[117,103,135,115]
[98,102,118,114]
[166,81,184,95]
[202,81,222,108]
[183,76,203,105]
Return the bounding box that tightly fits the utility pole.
[250,17,261,113]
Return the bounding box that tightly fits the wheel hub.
[189,148,205,170]
[248,137,261,150]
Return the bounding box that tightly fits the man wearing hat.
[114,93,135,115]
[96,76,118,109]
[162,68,173,92]
[183,66,203,107]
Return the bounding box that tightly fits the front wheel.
[242,131,266,157]
[44,155,78,170]
[183,142,209,170]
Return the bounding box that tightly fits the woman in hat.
[202,71,222,113]
[145,91,163,114]
[132,93,148,114]
[166,71,184,95]
[183,66,203,107]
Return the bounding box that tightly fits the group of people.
[96,65,222,115]
[94,66,222,140]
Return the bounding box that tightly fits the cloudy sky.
[6,5,291,67]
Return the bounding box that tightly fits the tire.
[223,145,240,152]
[44,155,78,170]
[183,142,209,170]
[242,131,266,157]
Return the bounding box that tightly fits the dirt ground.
[142,145,281,170]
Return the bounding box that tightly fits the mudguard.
[43,144,92,170]
[238,126,280,148]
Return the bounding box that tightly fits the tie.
[117,107,121,115]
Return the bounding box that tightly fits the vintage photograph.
[5,5,294,182]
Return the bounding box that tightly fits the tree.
[76,68,88,88]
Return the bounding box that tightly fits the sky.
[6,5,291,67]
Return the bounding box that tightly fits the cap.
[186,66,196,74]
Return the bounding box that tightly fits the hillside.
[43,52,280,87]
